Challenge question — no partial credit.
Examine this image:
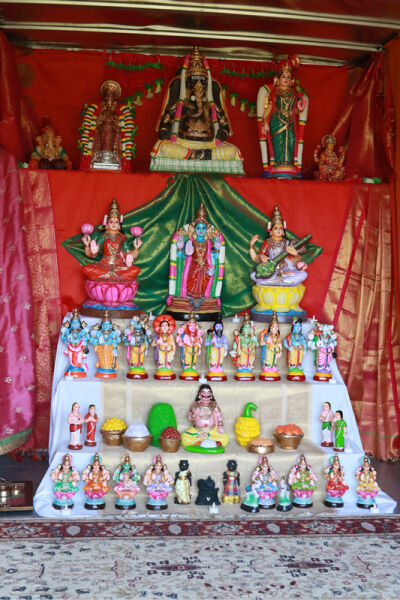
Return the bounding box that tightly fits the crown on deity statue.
[321,134,336,148]
[187,46,207,80]
[100,79,122,99]
[104,198,123,225]
[267,205,287,231]
[194,203,208,224]
[270,312,279,328]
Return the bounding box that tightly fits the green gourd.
[147,403,178,447]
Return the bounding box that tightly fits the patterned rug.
[1,517,400,599]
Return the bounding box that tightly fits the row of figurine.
[29,47,346,182]
[50,452,380,513]
[62,309,337,382]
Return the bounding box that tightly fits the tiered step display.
[33,314,397,517]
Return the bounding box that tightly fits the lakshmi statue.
[249,205,319,322]
[29,116,72,170]
[283,318,308,381]
[90,311,121,378]
[205,316,229,381]
[143,455,174,511]
[181,384,229,453]
[222,459,240,504]
[288,454,318,508]
[79,80,136,172]
[50,453,80,510]
[150,46,244,175]
[174,459,192,505]
[112,454,141,510]
[176,311,204,380]
[314,134,346,182]
[80,199,143,317]
[251,456,279,509]
[167,204,225,321]
[257,56,309,178]
[259,312,282,381]
[122,314,152,379]
[324,454,349,508]
[308,320,337,381]
[355,455,380,508]
[230,314,259,381]
[82,453,110,510]
[60,309,90,378]
[152,314,176,380]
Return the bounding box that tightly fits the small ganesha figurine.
[29,116,72,170]
[176,311,204,380]
[324,454,349,508]
[90,311,121,378]
[259,312,282,381]
[143,455,174,511]
[288,454,318,508]
[314,134,346,182]
[61,309,90,378]
[205,316,229,381]
[283,317,308,381]
[122,314,152,379]
[152,315,176,380]
[112,454,141,510]
[308,319,337,381]
[355,455,380,509]
[50,453,80,510]
[181,384,229,454]
[251,456,279,509]
[230,313,259,381]
[82,453,110,510]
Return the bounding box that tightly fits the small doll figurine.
[251,456,279,509]
[283,317,308,381]
[333,410,347,452]
[181,384,229,453]
[195,476,221,506]
[288,454,318,508]
[314,134,346,182]
[230,313,259,381]
[222,459,240,504]
[355,455,380,509]
[240,480,261,513]
[176,311,204,380]
[90,310,121,379]
[174,459,192,505]
[123,314,152,379]
[205,316,229,381]
[259,312,282,381]
[82,453,110,510]
[143,455,174,510]
[60,309,90,378]
[152,315,176,380]
[50,453,80,510]
[324,454,349,508]
[320,402,335,447]
[112,454,141,510]
[308,319,337,381]
[84,404,99,447]
[67,402,85,450]
[276,476,292,512]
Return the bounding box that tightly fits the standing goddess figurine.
[314,134,346,182]
[324,454,348,508]
[288,454,318,508]
[205,316,229,381]
[90,311,121,378]
[222,459,240,504]
[319,402,335,447]
[143,455,174,511]
[60,309,90,378]
[174,459,192,505]
[152,315,176,380]
[308,320,337,381]
[230,314,259,381]
[123,314,152,379]
[259,312,282,381]
[251,455,279,509]
[50,453,80,510]
[112,454,141,510]
[176,311,204,380]
[82,453,110,510]
[355,455,380,508]
[67,402,85,450]
[333,410,347,452]
[84,404,99,447]
[283,318,308,381]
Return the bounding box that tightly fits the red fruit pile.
[160,427,181,440]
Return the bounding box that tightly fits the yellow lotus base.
[252,284,306,313]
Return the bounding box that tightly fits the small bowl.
[159,437,181,452]
[101,428,127,446]
[274,432,303,450]
[247,438,275,454]
[123,434,152,452]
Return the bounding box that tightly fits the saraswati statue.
[150,46,244,174]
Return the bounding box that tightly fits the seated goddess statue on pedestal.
[150,46,244,174]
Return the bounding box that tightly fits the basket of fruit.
[159,427,181,452]
[101,418,127,446]
[123,422,152,452]
[274,424,304,450]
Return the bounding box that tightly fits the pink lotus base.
[357,490,378,500]
[85,490,107,501]
[258,490,278,501]
[84,279,138,308]
[325,489,345,498]
[54,491,76,501]
[148,491,169,502]
[293,490,314,499]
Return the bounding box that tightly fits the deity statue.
[67,402,85,450]
[90,311,121,378]
[80,198,143,317]
[176,311,204,380]
[79,80,136,172]
[333,410,347,452]
[257,56,309,178]
[181,384,229,453]
[222,459,240,504]
[314,134,346,182]
[355,455,380,508]
[152,315,176,380]
[241,480,262,514]
[205,316,229,381]
[50,453,80,510]
[308,319,337,381]
[84,404,99,447]
[143,455,174,511]
[174,459,192,505]
[150,46,244,175]
[29,116,72,170]
[283,317,308,381]
[82,453,110,510]
[276,476,292,512]
[122,314,152,379]
[60,309,90,378]
[288,454,318,508]
[251,456,279,509]
[324,454,349,508]
[259,312,282,381]
[112,454,141,510]
[319,402,335,448]
[167,203,225,321]
[230,314,259,381]
[249,205,320,322]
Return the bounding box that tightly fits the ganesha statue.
[29,116,72,170]
[150,46,244,174]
